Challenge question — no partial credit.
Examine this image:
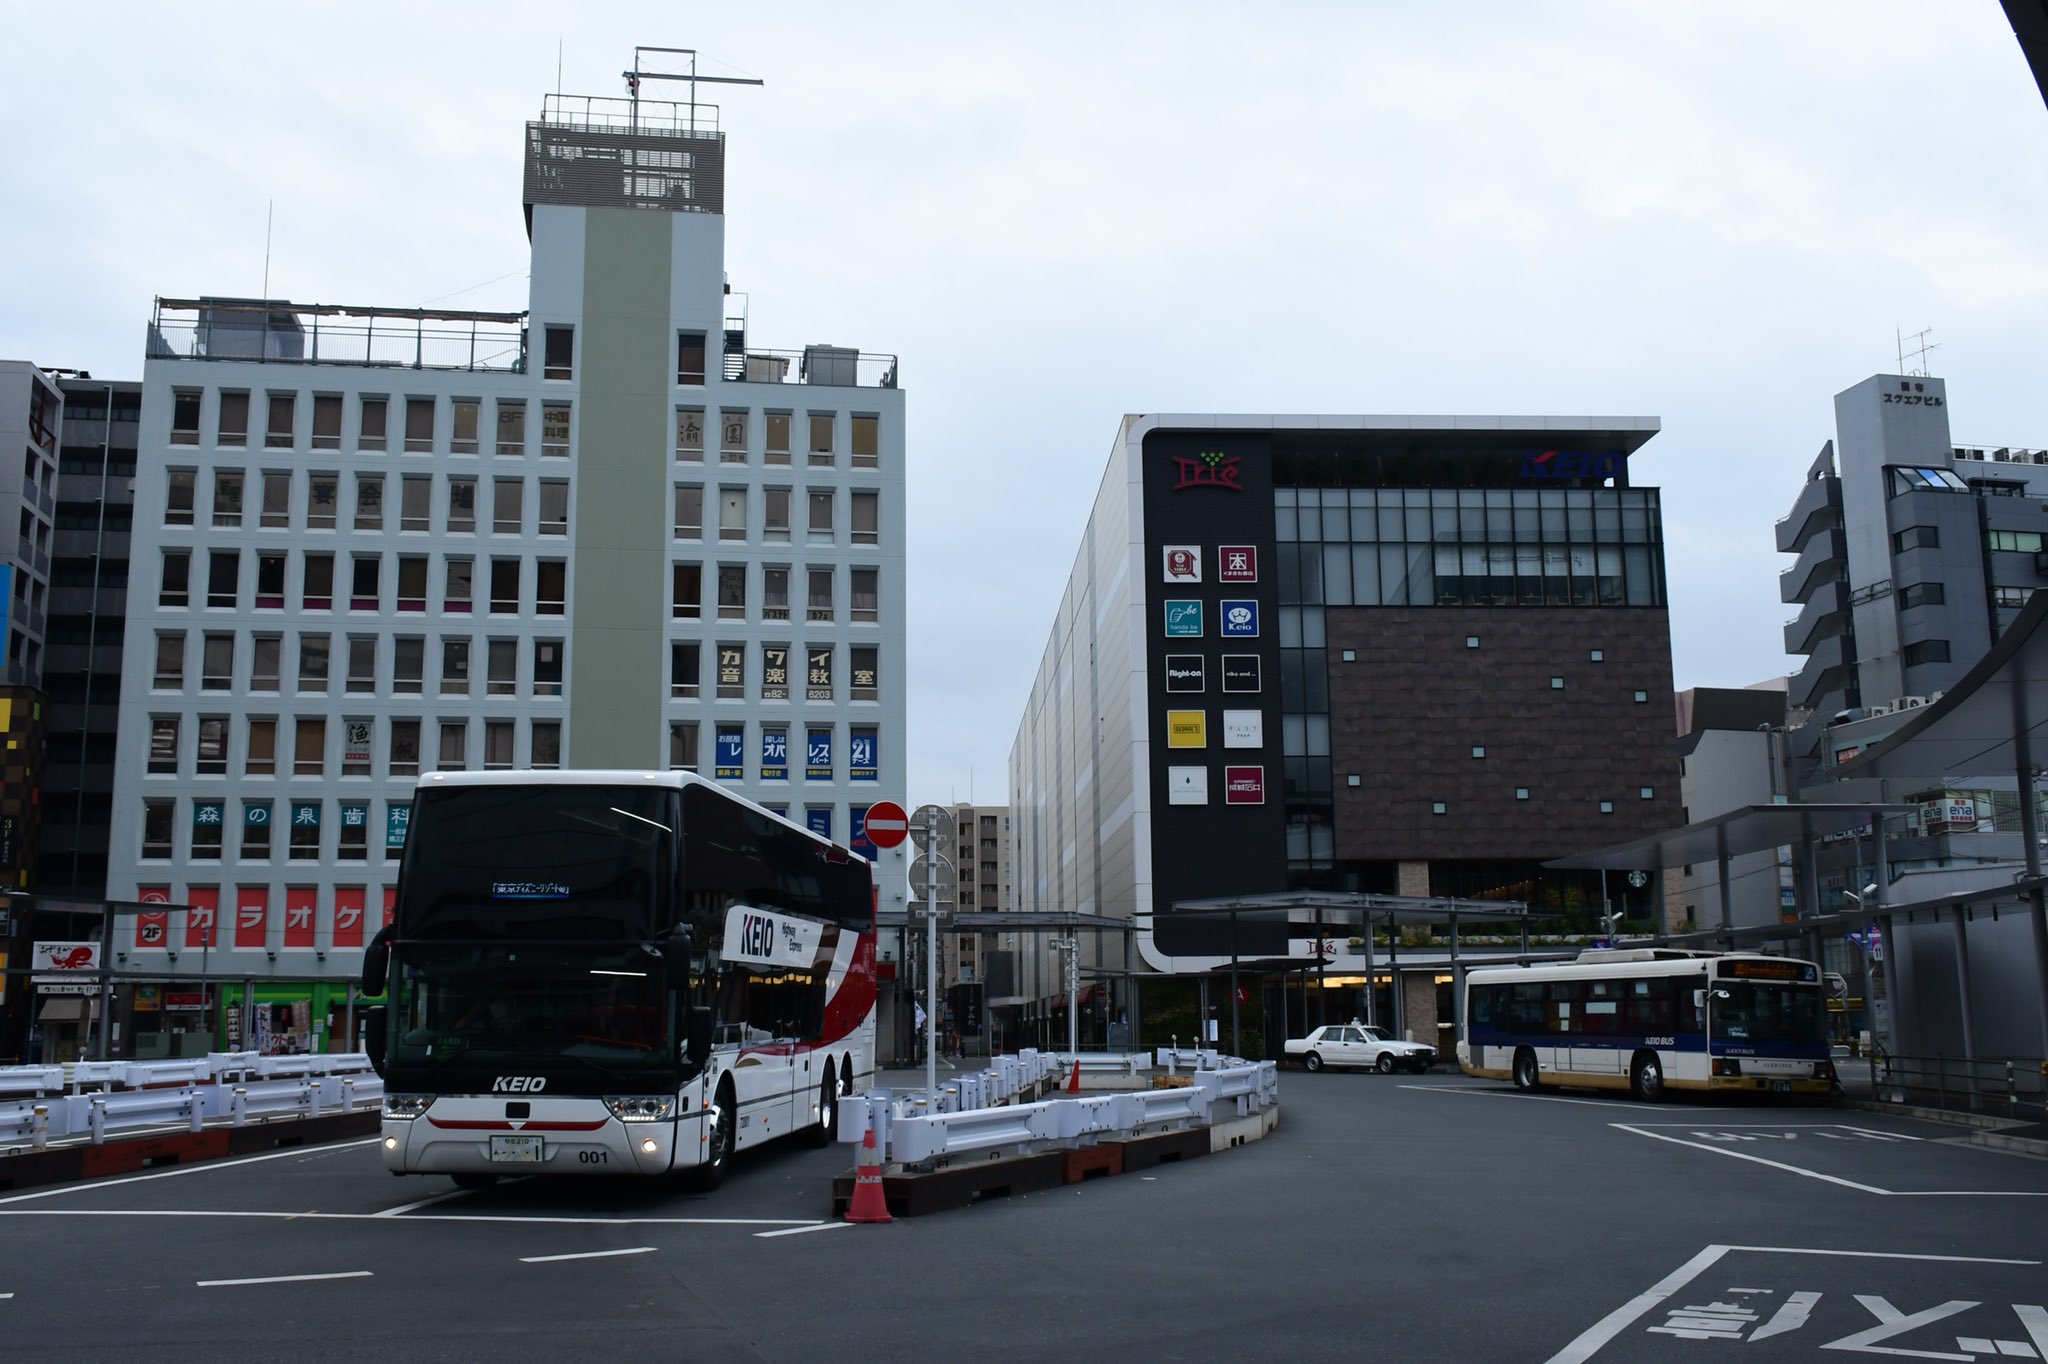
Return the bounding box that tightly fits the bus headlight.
[383,1094,432,1119]
[605,1096,677,1122]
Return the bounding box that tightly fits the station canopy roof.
[1544,803,1915,873]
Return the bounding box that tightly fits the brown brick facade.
[1327,607,1682,863]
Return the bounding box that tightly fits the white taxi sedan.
[1284,1023,1436,1074]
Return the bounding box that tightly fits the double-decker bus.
[1459,948,1834,1101]
[362,770,877,1188]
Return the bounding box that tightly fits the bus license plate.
[1769,1080,1791,1093]
[489,1135,544,1163]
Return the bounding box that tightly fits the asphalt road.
[2,1071,2044,1362]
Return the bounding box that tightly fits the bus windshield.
[1710,981,1824,1049]
[397,785,679,941]
[390,942,676,1084]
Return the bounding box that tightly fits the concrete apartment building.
[1011,414,1685,1051]
[103,82,905,1054]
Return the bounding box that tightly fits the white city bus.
[1460,948,1835,1101]
[364,771,877,1188]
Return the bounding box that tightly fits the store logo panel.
[1164,600,1204,637]
[1164,655,1205,693]
[1168,765,1209,805]
[1222,710,1262,749]
[1218,546,1257,583]
[1166,710,1207,749]
[1163,546,1201,583]
[1171,451,1243,492]
[1219,600,1259,638]
[1224,766,1265,805]
[1221,655,1261,692]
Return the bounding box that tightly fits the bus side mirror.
[364,1007,388,1078]
[361,925,394,996]
[686,1005,714,1070]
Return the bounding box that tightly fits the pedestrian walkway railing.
[843,1048,1279,1168]
[1853,1049,2047,1122]
[0,1054,382,1152]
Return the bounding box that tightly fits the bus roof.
[412,770,872,866]
[1463,949,1815,984]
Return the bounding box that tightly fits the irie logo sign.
[1172,451,1244,491]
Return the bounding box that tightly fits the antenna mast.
[1895,326,1941,378]
[623,46,764,136]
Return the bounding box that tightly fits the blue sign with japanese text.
[806,808,832,840]
[806,729,833,781]
[386,803,409,848]
[850,732,877,782]
[851,806,876,858]
[715,727,744,779]
[761,729,788,781]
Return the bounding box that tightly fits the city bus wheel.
[1375,1053,1395,1075]
[1631,1053,1665,1103]
[1303,1052,1323,1073]
[451,1173,499,1191]
[808,1065,838,1147]
[1512,1049,1540,1093]
[696,1083,736,1190]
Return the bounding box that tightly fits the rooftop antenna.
[624,46,764,136]
[261,199,273,301]
[556,38,563,97]
[1895,326,1940,378]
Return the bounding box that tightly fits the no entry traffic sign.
[864,801,909,849]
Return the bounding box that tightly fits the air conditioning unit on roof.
[1896,695,1928,710]
[1866,702,1895,718]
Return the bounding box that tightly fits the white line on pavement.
[373,1188,479,1217]
[0,1138,382,1205]
[754,1221,857,1239]
[1400,1085,1660,1110]
[199,1270,374,1288]
[1612,1123,2048,1196]
[520,1247,657,1263]
[0,1208,818,1227]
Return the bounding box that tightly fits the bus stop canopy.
[1542,804,1914,874]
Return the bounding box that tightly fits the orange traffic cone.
[1066,1058,1082,1094]
[844,1117,893,1224]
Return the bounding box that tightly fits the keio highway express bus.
[363,771,877,1188]
[1460,949,1834,1101]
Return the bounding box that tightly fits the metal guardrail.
[1857,1049,2047,1122]
[0,1054,382,1152]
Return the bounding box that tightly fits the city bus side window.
[1470,985,1496,1030]
[1546,980,1581,1035]
[1509,983,1544,1034]
[1684,985,1706,1035]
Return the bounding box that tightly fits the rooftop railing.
[147,298,528,374]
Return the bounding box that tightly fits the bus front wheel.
[1631,1053,1665,1103]
[1512,1049,1540,1092]
[808,1065,838,1147]
[696,1082,736,1190]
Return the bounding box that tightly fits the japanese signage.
[234,886,270,950]
[1166,710,1207,749]
[762,645,789,700]
[193,800,224,832]
[715,726,745,779]
[291,801,321,831]
[1163,546,1201,583]
[186,886,219,949]
[718,645,743,690]
[284,888,316,949]
[851,807,876,859]
[245,802,271,830]
[1920,797,1979,834]
[136,887,171,951]
[344,719,372,766]
[334,887,367,949]
[851,652,877,693]
[1219,600,1259,638]
[341,802,368,835]
[1167,766,1208,806]
[807,729,834,781]
[1218,546,1257,583]
[806,808,832,840]
[543,404,573,447]
[761,729,788,781]
[33,940,99,995]
[850,731,878,782]
[808,647,833,701]
[1164,601,1203,638]
[386,803,410,850]
[1222,710,1263,749]
[1164,655,1204,693]
[1223,766,1265,805]
[1221,655,1262,692]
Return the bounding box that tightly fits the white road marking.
[1401,1084,1673,1111]
[519,1246,657,1263]
[0,1137,382,1205]
[1614,1123,2048,1197]
[754,1221,857,1239]
[198,1270,374,1288]
[0,1292,12,1300]
[1545,1245,2043,1364]
[373,1188,478,1217]
[0,1208,818,1227]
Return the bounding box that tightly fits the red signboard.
[234,886,270,950]
[1218,546,1258,582]
[382,887,397,929]
[185,886,219,949]
[137,886,171,951]
[1224,766,1265,805]
[863,801,909,850]
[284,887,317,949]
[333,887,366,949]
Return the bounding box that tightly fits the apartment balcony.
[147,297,528,374]
[1789,631,1853,712]
[1774,474,1841,554]
[1779,526,1846,604]
[1783,579,1847,656]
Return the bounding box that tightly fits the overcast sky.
[4,3,2046,808]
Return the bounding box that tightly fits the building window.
[487,638,517,696]
[246,719,277,777]
[675,485,704,539]
[1893,525,1940,553]
[298,634,330,693]
[201,633,234,691]
[448,476,477,534]
[541,402,570,457]
[339,803,369,860]
[808,489,834,540]
[531,720,561,770]
[496,400,526,456]
[342,636,377,695]
[391,634,423,692]
[451,400,480,455]
[1346,774,1361,787]
[191,801,224,860]
[312,394,342,450]
[678,331,707,386]
[533,638,563,697]
[307,473,338,530]
[438,720,468,771]
[294,717,326,776]
[404,397,435,453]
[359,397,388,451]
[261,471,290,528]
[851,645,878,701]
[717,565,747,621]
[389,718,421,776]
[808,568,834,622]
[441,637,471,696]
[484,720,515,771]
[1640,787,1655,799]
[445,557,474,614]
[401,475,431,532]
[1516,787,1530,800]
[286,802,321,860]
[1599,800,1614,814]
[207,550,240,608]
[851,491,878,545]
[265,392,296,448]
[171,391,200,445]
[720,410,748,463]
[720,487,748,540]
[141,800,175,859]
[154,632,185,689]
[762,643,790,700]
[539,480,568,535]
[350,554,381,611]
[808,414,835,466]
[675,408,704,461]
[672,563,702,619]
[716,642,744,700]
[1431,802,1447,815]
[165,469,196,525]
[490,558,521,614]
[353,473,384,531]
[1899,582,1946,610]
[851,568,878,624]
[241,800,273,859]
[669,722,699,772]
[1903,639,1951,667]
[536,560,566,615]
[148,715,180,774]
[159,550,190,608]
[763,488,791,542]
[196,716,229,776]
[255,552,286,609]
[1470,746,1485,758]
[493,478,523,535]
[1633,690,1648,703]
[544,325,575,381]
[671,641,700,698]
[303,552,335,611]
[217,391,250,447]
[851,414,878,469]
[764,412,791,465]
[763,566,790,620]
